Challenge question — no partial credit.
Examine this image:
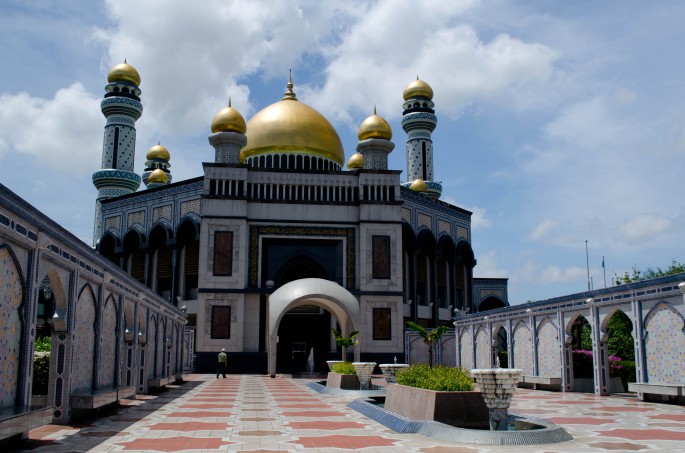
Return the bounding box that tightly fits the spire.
[283,69,297,101]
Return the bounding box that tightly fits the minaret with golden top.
[92,61,144,245]
[401,77,441,199]
[355,106,394,170]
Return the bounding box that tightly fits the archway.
[479,296,506,312]
[267,278,360,377]
[570,314,594,392]
[496,326,508,368]
[605,309,635,391]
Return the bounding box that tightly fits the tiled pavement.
[10,374,685,452]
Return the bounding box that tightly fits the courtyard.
[10,374,685,453]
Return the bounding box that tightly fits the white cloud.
[473,251,507,278]
[529,219,558,241]
[469,206,492,229]
[0,83,102,174]
[538,265,586,284]
[619,214,673,242]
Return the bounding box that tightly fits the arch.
[98,232,121,266]
[123,228,146,284]
[71,283,97,393]
[267,278,360,377]
[455,240,474,312]
[275,255,328,286]
[176,218,200,302]
[512,320,534,374]
[479,296,506,311]
[99,294,118,387]
[0,245,25,407]
[459,328,474,370]
[643,301,685,384]
[537,317,561,378]
[149,224,173,297]
[475,326,490,368]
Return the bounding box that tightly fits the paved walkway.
[11,374,685,452]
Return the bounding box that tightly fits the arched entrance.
[267,278,360,377]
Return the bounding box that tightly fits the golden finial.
[373,105,377,115]
[228,97,232,108]
[283,69,297,101]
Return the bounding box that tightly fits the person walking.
[217,348,228,378]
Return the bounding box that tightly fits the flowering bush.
[573,350,623,377]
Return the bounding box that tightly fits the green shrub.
[396,364,474,391]
[616,360,636,388]
[32,352,50,395]
[331,362,356,375]
[34,336,51,352]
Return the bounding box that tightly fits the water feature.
[306,347,315,375]
[352,362,376,390]
[470,368,522,431]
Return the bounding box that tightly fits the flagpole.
[602,256,606,288]
[585,240,590,291]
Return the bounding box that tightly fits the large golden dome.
[242,80,344,165]
[148,168,168,184]
[146,143,170,161]
[211,99,247,134]
[107,61,141,86]
[357,107,392,141]
[403,77,433,100]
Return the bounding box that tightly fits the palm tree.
[406,321,448,368]
[331,328,359,361]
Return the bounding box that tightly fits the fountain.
[470,368,522,431]
[352,362,376,390]
[306,347,315,375]
[379,362,409,383]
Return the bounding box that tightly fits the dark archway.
[479,296,506,311]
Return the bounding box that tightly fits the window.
[373,308,391,340]
[213,231,233,276]
[372,235,391,279]
[211,306,230,339]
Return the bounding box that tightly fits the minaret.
[92,61,143,245]
[208,98,247,164]
[355,106,394,170]
[142,143,172,187]
[401,77,442,199]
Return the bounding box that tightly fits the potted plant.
[384,364,489,428]
[405,321,447,368]
[326,361,360,390]
[331,328,359,361]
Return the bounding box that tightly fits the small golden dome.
[347,152,363,169]
[148,168,168,184]
[243,80,344,165]
[146,143,170,161]
[403,77,433,100]
[107,61,141,86]
[211,99,247,134]
[410,178,428,192]
[357,107,392,141]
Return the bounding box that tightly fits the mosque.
[92,62,509,374]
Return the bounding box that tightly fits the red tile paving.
[118,436,233,451]
[599,428,685,441]
[146,421,229,431]
[288,421,368,430]
[165,410,232,417]
[291,434,399,449]
[16,374,685,453]
[548,417,616,425]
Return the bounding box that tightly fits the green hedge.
[32,352,50,395]
[396,364,474,391]
[331,362,356,375]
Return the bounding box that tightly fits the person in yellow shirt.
[217,348,228,378]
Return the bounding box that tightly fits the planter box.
[326,372,360,390]
[384,383,489,429]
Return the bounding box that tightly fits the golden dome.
[107,61,141,86]
[242,79,344,165]
[409,178,428,192]
[148,168,168,184]
[357,107,392,141]
[403,77,433,100]
[240,150,245,163]
[146,143,170,161]
[347,152,363,169]
[211,99,247,134]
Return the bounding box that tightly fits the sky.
[1,0,683,304]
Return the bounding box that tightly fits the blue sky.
[1,0,683,304]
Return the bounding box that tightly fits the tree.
[406,321,448,368]
[331,328,359,361]
[615,260,685,285]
